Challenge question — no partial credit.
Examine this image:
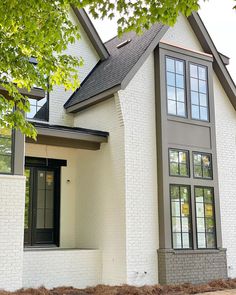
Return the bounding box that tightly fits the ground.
[2,279,236,295]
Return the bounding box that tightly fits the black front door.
[24,166,60,246]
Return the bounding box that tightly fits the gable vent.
[116,39,132,49]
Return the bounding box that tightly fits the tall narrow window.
[190,64,209,121]
[195,187,216,249]
[166,57,186,117]
[193,152,212,179]
[169,149,189,177]
[170,185,192,249]
[0,127,12,174]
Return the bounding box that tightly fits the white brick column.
[0,175,25,291]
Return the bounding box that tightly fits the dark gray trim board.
[65,12,236,114]
[66,85,121,113]
[72,7,109,61]
[0,85,45,100]
[13,130,25,175]
[26,122,108,150]
[188,12,236,110]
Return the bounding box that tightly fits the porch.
[22,123,108,288]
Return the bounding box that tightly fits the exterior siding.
[48,8,100,127]
[214,73,236,278]
[0,175,25,291]
[118,53,159,285]
[23,249,101,288]
[74,97,127,285]
[161,14,203,52]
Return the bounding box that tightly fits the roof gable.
[65,12,236,113]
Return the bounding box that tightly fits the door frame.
[24,157,67,247]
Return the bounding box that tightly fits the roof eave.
[188,12,236,110]
[65,85,121,113]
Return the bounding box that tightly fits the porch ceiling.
[26,122,109,150]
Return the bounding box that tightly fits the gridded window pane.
[169,149,189,177]
[190,63,209,121]
[193,152,212,179]
[195,187,216,249]
[26,96,48,120]
[0,128,12,174]
[166,57,186,117]
[170,185,192,249]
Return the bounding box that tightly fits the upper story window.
[193,152,212,179]
[190,64,209,121]
[27,95,48,121]
[165,56,210,122]
[169,149,189,177]
[166,57,186,117]
[0,127,12,174]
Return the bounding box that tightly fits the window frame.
[168,148,190,178]
[165,56,187,119]
[192,151,213,180]
[0,128,14,175]
[189,62,209,122]
[170,184,193,250]
[194,186,217,249]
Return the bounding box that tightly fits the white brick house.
[0,7,236,291]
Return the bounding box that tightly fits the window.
[193,152,212,179]
[0,128,12,174]
[190,64,209,121]
[166,57,186,117]
[169,149,189,177]
[27,96,48,121]
[195,187,216,249]
[170,185,192,249]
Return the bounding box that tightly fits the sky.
[90,0,236,83]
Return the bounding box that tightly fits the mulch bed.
[1,279,236,295]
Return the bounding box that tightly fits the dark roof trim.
[66,85,121,113]
[66,25,169,113]
[0,85,45,100]
[73,7,109,61]
[219,52,230,66]
[32,122,108,143]
[188,12,236,110]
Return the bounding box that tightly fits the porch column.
[0,131,25,290]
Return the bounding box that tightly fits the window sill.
[158,248,226,255]
[24,247,98,252]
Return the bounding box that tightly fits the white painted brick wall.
[0,175,25,291]
[23,249,101,288]
[49,9,100,127]
[214,73,236,278]
[74,97,127,285]
[119,53,159,285]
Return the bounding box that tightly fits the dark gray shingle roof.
[64,23,164,109]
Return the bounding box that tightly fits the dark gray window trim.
[194,185,217,250]
[192,151,213,180]
[165,56,187,119]
[170,183,193,250]
[161,45,213,125]
[168,148,190,178]
[155,45,223,251]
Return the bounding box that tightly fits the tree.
[0,0,202,138]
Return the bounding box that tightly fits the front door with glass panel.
[24,166,60,246]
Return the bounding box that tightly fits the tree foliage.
[0,0,203,138]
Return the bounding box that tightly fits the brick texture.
[23,249,102,288]
[0,175,25,291]
[158,249,227,284]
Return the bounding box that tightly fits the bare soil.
[2,279,236,295]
